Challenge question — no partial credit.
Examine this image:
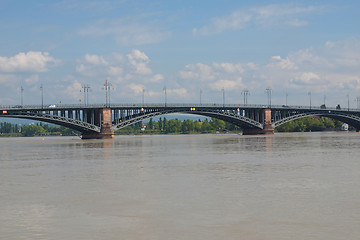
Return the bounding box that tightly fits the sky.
[0,0,360,108]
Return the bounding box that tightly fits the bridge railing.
[1,103,360,112]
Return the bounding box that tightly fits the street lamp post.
[142,88,145,106]
[40,84,43,109]
[222,87,225,107]
[21,86,24,106]
[308,91,312,110]
[285,91,288,106]
[103,80,112,107]
[200,89,202,105]
[347,94,350,111]
[356,96,360,109]
[241,89,249,105]
[163,86,167,107]
[82,84,91,106]
[265,87,272,108]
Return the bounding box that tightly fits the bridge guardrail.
[1,103,360,112]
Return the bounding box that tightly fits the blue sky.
[0,0,359,108]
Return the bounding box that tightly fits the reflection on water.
[0,132,360,240]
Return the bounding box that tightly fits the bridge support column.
[242,109,274,135]
[82,108,114,139]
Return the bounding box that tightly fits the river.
[0,132,359,240]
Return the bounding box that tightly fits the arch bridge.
[1,104,360,139]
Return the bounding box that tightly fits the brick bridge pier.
[82,108,114,139]
[242,109,274,135]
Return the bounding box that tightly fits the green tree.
[165,119,181,133]
[194,120,202,132]
[158,117,163,131]
[211,118,225,131]
[295,121,307,132]
[163,117,167,132]
[182,119,195,133]
[148,118,153,130]
[22,125,46,137]
[323,117,335,129]
[201,119,212,133]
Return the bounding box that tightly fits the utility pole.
[142,88,145,106]
[82,84,91,106]
[40,84,43,109]
[163,85,167,107]
[222,87,225,107]
[308,91,312,110]
[356,96,360,109]
[265,87,272,108]
[103,80,112,107]
[21,86,24,106]
[241,89,250,105]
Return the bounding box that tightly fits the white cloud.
[0,51,58,72]
[167,88,188,96]
[64,80,82,100]
[108,66,123,76]
[128,83,145,94]
[246,62,257,70]
[175,39,360,104]
[193,4,323,35]
[179,62,248,92]
[74,50,163,102]
[84,54,108,65]
[148,74,164,83]
[180,63,214,82]
[293,72,322,85]
[213,63,244,73]
[25,75,39,84]
[269,56,298,70]
[127,49,152,75]
[261,39,360,94]
[79,18,169,46]
[193,11,251,35]
[209,78,244,91]
[147,90,162,98]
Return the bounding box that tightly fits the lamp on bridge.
[241,89,250,105]
[40,84,43,109]
[81,84,91,106]
[142,87,145,106]
[221,87,225,107]
[163,85,167,107]
[103,80,113,108]
[265,87,272,108]
[21,86,24,107]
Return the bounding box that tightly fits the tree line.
[0,122,76,137]
[115,117,241,135]
[0,116,350,137]
[276,116,348,132]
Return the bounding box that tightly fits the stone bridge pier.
[242,109,274,135]
[82,108,114,139]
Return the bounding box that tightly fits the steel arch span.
[1,111,101,133]
[272,110,360,130]
[111,107,264,131]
